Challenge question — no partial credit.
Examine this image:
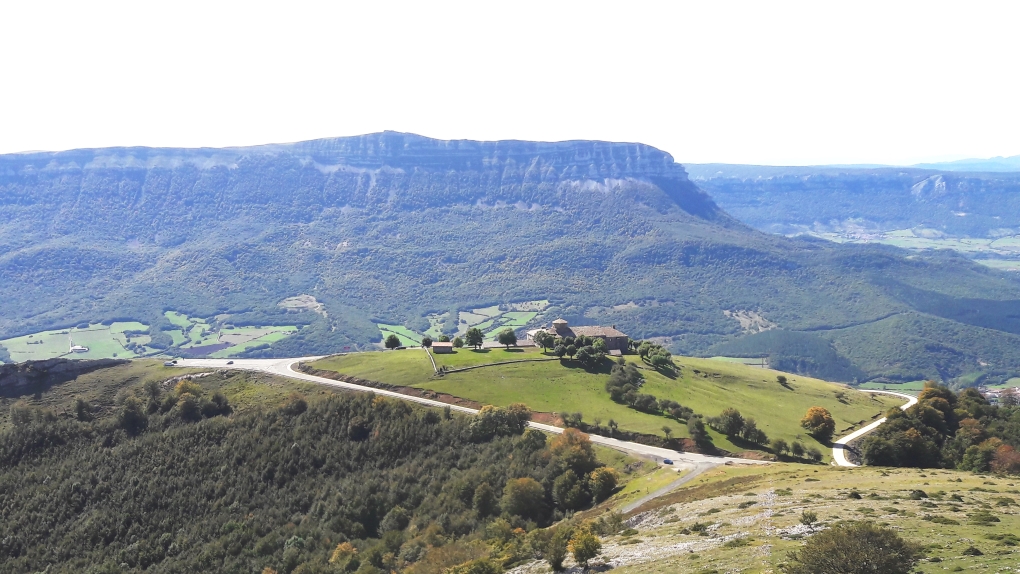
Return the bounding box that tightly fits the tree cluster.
[551,334,607,370]
[707,408,769,446]
[860,382,1020,472]
[635,340,674,372]
[603,361,694,424]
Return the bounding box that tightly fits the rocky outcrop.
[0,358,126,390]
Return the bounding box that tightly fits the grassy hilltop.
[309,348,902,458]
[583,462,1020,573]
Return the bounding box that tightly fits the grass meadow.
[309,349,902,459]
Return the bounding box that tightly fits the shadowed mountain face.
[4,132,1020,382]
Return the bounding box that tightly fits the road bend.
[832,389,918,467]
[173,357,769,469]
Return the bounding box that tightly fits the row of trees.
[704,405,829,460]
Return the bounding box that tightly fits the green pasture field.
[500,311,537,326]
[184,324,218,347]
[163,309,298,355]
[602,462,1020,573]
[985,378,1020,390]
[955,371,986,386]
[374,302,550,344]
[458,311,489,325]
[977,259,1020,271]
[1,312,301,363]
[817,229,1020,272]
[377,324,422,346]
[471,305,502,318]
[0,323,155,362]
[109,322,148,333]
[610,466,688,508]
[164,311,192,329]
[208,331,294,358]
[856,380,928,393]
[309,350,901,458]
[708,356,769,367]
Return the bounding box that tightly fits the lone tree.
[452,336,464,348]
[568,528,602,571]
[384,334,401,349]
[800,406,836,441]
[771,437,789,454]
[497,327,517,349]
[781,520,920,574]
[465,327,484,349]
[717,408,745,436]
[565,344,577,359]
[662,425,673,440]
[421,336,432,348]
[533,330,554,351]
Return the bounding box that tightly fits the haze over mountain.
[4,132,1020,383]
[687,164,1020,237]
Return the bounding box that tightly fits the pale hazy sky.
[1,1,1018,165]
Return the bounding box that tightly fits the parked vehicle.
[226,360,234,365]
[662,459,673,465]
[163,361,175,367]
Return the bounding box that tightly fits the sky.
[1,1,1019,165]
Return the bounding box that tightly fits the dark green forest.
[0,366,623,573]
[5,133,1020,382]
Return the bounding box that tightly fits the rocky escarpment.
[0,132,725,246]
[0,358,127,390]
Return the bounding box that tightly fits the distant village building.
[69,337,89,353]
[431,341,454,354]
[528,319,629,354]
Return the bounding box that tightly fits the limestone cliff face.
[0,132,724,245]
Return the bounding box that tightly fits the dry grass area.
[512,463,1020,573]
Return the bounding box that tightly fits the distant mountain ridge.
[914,155,1020,172]
[4,132,1020,383]
[687,164,1020,237]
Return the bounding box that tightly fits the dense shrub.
[781,521,921,574]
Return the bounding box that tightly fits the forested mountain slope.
[4,132,1020,382]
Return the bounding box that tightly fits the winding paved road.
[173,356,769,469]
[831,389,918,467]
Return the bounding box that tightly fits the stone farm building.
[431,342,454,354]
[528,319,629,354]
